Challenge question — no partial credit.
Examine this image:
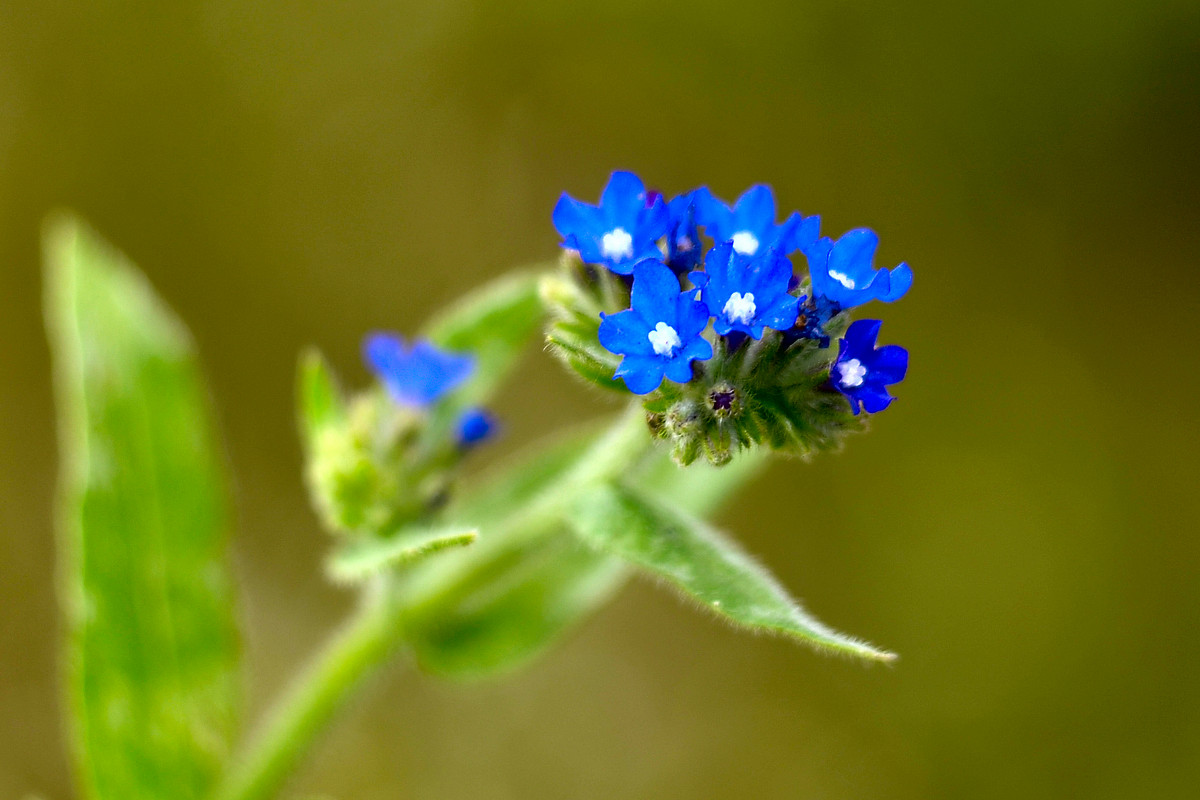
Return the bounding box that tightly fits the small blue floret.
[804,229,912,308]
[695,184,820,258]
[598,259,714,394]
[664,190,705,273]
[552,171,671,275]
[831,319,908,414]
[455,408,498,448]
[364,334,474,408]
[690,241,801,339]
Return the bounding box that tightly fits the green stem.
[213,590,402,800]
[213,404,651,800]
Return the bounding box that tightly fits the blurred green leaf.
[423,269,547,405]
[402,422,770,679]
[296,348,346,446]
[43,214,240,799]
[569,483,896,663]
[406,530,625,679]
[327,526,478,584]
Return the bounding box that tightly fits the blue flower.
[455,408,498,448]
[664,190,705,273]
[695,184,820,257]
[690,241,801,339]
[552,171,671,275]
[364,334,474,408]
[804,229,912,308]
[598,259,714,394]
[831,320,908,414]
[788,294,842,349]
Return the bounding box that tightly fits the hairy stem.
[213,404,651,800]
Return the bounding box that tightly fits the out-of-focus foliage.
[43,215,239,800]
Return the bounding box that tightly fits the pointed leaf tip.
[568,483,895,663]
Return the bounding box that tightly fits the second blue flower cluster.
[553,171,912,413]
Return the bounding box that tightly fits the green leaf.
[401,421,770,680]
[296,348,346,446]
[327,526,478,584]
[568,483,896,663]
[43,214,240,799]
[423,269,547,405]
[405,530,625,679]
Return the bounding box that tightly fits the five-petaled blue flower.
[831,319,908,414]
[690,241,801,339]
[664,190,704,273]
[804,229,913,308]
[695,184,820,258]
[364,333,474,408]
[598,259,714,394]
[553,171,670,275]
[455,407,498,447]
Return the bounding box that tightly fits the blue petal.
[679,334,714,364]
[857,387,895,414]
[614,354,665,394]
[364,332,406,380]
[565,233,606,265]
[674,294,713,341]
[630,259,683,322]
[600,171,648,223]
[843,319,882,353]
[687,270,710,289]
[552,194,600,238]
[639,195,671,236]
[757,293,801,333]
[869,344,909,384]
[879,262,913,302]
[456,408,498,447]
[693,188,734,234]
[409,340,475,403]
[598,308,654,357]
[789,214,822,253]
[828,228,880,282]
[732,184,776,231]
[663,352,699,384]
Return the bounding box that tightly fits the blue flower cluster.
[364,333,498,447]
[553,171,911,412]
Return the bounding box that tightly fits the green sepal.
[297,348,347,444]
[568,482,896,663]
[44,213,240,799]
[327,526,478,584]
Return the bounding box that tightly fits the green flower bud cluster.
[542,257,868,466]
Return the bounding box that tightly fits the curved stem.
[213,404,651,800]
[213,591,403,800]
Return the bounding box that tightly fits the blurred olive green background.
[3,1,1199,798]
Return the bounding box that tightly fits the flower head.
[695,184,820,257]
[832,319,908,414]
[553,171,671,274]
[455,407,498,448]
[364,333,474,407]
[598,259,714,394]
[664,190,705,273]
[804,229,913,308]
[690,241,801,339]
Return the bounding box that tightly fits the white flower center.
[676,235,694,252]
[722,291,757,325]
[838,358,867,388]
[828,269,856,290]
[601,227,634,261]
[647,321,682,357]
[731,231,759,255]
